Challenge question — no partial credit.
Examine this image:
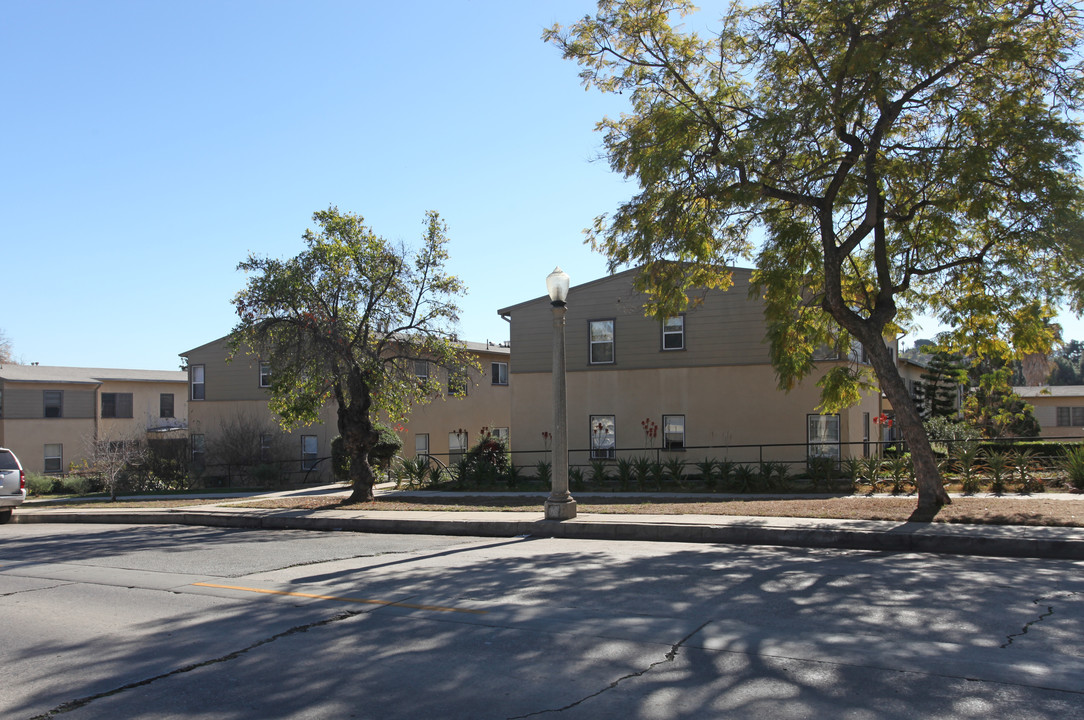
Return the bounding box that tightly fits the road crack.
[1001,595,1063,649]
[507,621,711,719]
[29,605,380,718]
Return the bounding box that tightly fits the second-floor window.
[191,365,205,400]
[662,315,685,350]
[160,393,174,419]
[491,362,508,385]
[43,391,63,418]
[414,360,429,381]
[589,320,615,364]
[259,362,272,388]
[101,393,134,419]
[448,372,468,396]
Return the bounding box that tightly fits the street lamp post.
[544,266,576,520]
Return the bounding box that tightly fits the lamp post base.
[544,497,577,521]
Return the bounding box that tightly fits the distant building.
[180,335,511,481]
[0,364,187,474]
[1014,386,1084,439]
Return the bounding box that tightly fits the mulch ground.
[235,494,1084,527]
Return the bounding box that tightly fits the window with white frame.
[590,415,616,459]
[415,433,429,456]
[491,361,509,385]
[1056,407,1084,426]
[807,414,841,460]
[301,435,318,471]
[44,444,63,474]
[662,415,685,450]
[43,390,63,418]
[414,360,429,381]
[662,315,685,350]
[589,320,615,364]
[101,393,134,419]
[259,362,272,388]
[491,427,510,444]
[190,365,205,400]
[449,431,468,463]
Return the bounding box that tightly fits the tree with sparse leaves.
[232,207,477,503]
[547,0,1084,508]
[0,328,13,364]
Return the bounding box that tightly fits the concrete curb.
[14,509,1084,560]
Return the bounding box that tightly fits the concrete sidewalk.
[12,484,1084,560]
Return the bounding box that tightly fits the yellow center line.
[191,582,487,615]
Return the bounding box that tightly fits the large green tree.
[547,0,1084,508]
[232,207,475,502]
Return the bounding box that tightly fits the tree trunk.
[339,367,379,504]
[863,337,952,509]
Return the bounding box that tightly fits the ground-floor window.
[490,427,510,444]
[590,415,616,459]
[190,435,205,470]
[415,433,429,456]
[1056,407,1084,426]
[449,430,468,463]
[807,414,840,461]
[662,415,685,450]
[301,435,318,470]
[44,444,63,474]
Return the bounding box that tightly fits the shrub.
[535,460,552,485]
[695,459,717,492]
[984,450,1011,495]
[26,473,56,496]
[589,459,610,487]
[1058,445,1084,491]
[615,457,634,491]
[460,436,509,485]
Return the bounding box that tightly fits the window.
[44,444,63,474]
[491,361,509,385]
[160,393,175,419]
[662,415,685,450]
[301,435,318,471]
[415,433,429,456]
[807,414,841,461]
[662,315,685,350]
[449,431,468,463]
[491,427,510,444]
[414,360,429,381]
[589,320,615,364]
[863,412,870,457]
[259,362,272,388]
[44,390,63,418]
[590,415,616,459]
[191,365,205,401]
[1056,407,1084,427]
[260,433,273,463]
[100,393,133,419]
[191,434,205,469]
[448,372,468,396]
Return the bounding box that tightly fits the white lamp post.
[544,266,576,520]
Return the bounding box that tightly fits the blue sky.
[3,1,1081,369]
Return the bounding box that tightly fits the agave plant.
[1058,445,1084,491]
[984,450,1010,495]
[615,457,635,491]
[695,458,718,492]
[664,457,686,489]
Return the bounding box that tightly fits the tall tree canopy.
[232,207,475,502]
[547,0,1084,508]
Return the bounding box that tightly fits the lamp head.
[546,266,570,306]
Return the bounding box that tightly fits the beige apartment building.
[498,267,885,471]
[1015,386,1084,439]
[0,364,188,474]
[181,336,512,480]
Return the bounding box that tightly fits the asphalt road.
[1,523,1082,719]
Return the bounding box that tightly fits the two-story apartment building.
[181,335,512,480]
[497,267,884,469]
[0,364,188,474]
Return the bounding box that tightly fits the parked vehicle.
[0,447,26,523]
